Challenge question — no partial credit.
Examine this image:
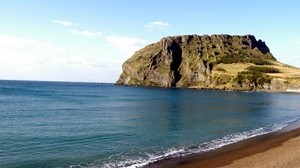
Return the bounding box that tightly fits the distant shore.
[145,121,300,168]
[117,83,300,94]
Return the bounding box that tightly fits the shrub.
[246,66,280,73]
[234,71,272,87]
[217,54,245,64]
[217,54,272,65]
[247,58,273,65]
[215,67,227,72]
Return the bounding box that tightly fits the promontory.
[116,34,300,91]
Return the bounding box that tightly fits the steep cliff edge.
[116,34,300,91]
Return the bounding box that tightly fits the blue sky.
[1,0,300,82]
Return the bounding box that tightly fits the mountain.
[116,34,300,91]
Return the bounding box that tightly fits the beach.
[220,132,300,168]
[146,123,300,168]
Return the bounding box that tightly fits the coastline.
[117,84,300,95]
[145,121,300,168]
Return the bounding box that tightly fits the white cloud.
[0,34,67,52]
[144,21,169,30]
[105,36,147,55]
[53,19,101,38]
[70,29,81,34]
[53,20,76,27]
[0,35,68,69]
[0,34,121,82]
[83,30,102,37]
[70,29,102,38]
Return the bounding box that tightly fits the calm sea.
[0,80,299,168]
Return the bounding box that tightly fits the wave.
[70,119,300,168]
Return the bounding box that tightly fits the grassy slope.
[215,62,300,77]
[212,61,300,90]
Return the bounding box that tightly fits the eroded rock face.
[116,34,275,89]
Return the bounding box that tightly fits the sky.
[0,0,300,83]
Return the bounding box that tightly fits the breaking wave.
[70,119,300,168]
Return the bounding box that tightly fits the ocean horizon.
[1,80,300,168]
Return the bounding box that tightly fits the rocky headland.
[116,34,300,91]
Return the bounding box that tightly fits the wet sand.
[146,123,300,168]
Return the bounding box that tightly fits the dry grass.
[213,63,252,75]
[266,61,300,78]
[214,62,300,77]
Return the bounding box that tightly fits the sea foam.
[71,120,296,168]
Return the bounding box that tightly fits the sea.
[0,80,300,168]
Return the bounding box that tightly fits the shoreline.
[145,121,300,168]
[117,84,300,94]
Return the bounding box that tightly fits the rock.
[116,34,299,91]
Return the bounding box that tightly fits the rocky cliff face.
[116,34,285,90]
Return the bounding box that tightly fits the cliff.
[116,34,300,91]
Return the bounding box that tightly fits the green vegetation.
[214,67,227,72]
[228,65,279,88]
[213,74,233,85]
[217,54,245,64]
[188,54,201,71]
[246,66,280,73]
[129,76,143,85]
[249,58,273,65]
[217,54,272,65]
[234,71,272,87]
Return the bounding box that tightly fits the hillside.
[116,34,300,91]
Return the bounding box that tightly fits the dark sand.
[145,122,300,168]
